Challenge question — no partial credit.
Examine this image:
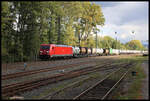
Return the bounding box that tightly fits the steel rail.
[101,65,133,100]
[2,56,98,70]
[2,61,94,80]
[41,77,90,99]
[73,67,122,100]
[2,61,114,89]
[2,59,113,80]
[73,63,135,100]
[2,62,125,97]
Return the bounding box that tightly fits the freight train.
[39,44,148,59]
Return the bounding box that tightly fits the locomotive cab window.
[40,46,50,50]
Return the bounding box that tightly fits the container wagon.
[79,47,87,56]
[103,48,109,56]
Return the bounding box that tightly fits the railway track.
[2,56,93,70]
[2,59,113,80]
[2,54,141,71]
[41,76,92,99]
[73,63,135,100]
[2,62,128,98]
[2,61,93,80]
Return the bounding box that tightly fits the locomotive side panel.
[53,45,73,57]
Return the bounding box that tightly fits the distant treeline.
[1,1,146,63]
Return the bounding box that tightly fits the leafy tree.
[1,2,10,62]
[77,2,105,46]
[1,2,17,63]
[125,40,145,50]
[86,35,96,48]
[1,1,106,63]
[102,36,115,48]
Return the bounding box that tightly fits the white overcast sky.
[93,1,149,44]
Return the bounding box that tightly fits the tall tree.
[125,40,145,50]
[2,2,11,62]
[2,2,17,62]
[78,2,105,46]
[2,1,107,63]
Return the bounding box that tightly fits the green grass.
[112,55,148,100]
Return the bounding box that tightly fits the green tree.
[1,2,10,63]
[102,36,115,48]
[78,2,105,46]
[1,2,17,63]
[1,1,106,63]
[125,40,145,50]
[12,2,42,61]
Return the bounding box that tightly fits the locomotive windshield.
[40,45,50,50]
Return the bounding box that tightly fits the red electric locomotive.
[39,44,73,59]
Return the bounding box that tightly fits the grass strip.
[112,56,147,100]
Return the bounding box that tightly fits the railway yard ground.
[1,54,149,100]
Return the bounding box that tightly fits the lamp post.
[94,27,100,49]
[131,30,135,40]
[95,30,98,49]
[115,32,117,49]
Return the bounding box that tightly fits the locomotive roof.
[40,44,50,46]
[40,44,72,47]
[55,44,72,47]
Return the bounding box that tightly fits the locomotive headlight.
[47,51,49,53]
[40,51,42,53]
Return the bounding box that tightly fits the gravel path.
[141,60,149,99]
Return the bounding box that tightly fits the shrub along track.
[2,61,129,98]
[73,63,136,100]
